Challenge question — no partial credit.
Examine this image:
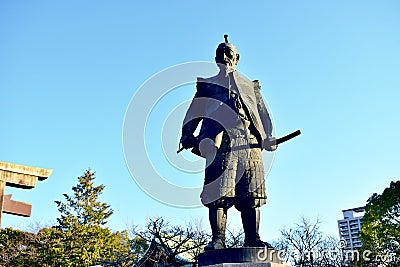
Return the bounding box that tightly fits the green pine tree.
[53,169,131,266]
[55,169,113,230]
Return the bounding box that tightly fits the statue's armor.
[203,128,266,211]
[182,71,273,210]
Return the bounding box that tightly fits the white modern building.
[337,206,365,250]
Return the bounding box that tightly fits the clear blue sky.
[1,1,399,241]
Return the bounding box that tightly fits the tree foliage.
[55,169,113,230]
[0,227,70,266]
[274,216,344,267]
[52,169,132,266]
[360,180,400,266]
[131,217,209,266]
[225,227,245,248]
[0,228,37,266]
[0,169,137,267]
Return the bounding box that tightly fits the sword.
[272,129,301,145]
[177,129,301,154]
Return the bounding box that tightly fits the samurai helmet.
[215,34,240,69]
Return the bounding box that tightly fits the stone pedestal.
[198,247,292,267]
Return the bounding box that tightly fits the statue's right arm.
[181,79,207,135]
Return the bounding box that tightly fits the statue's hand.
[181,134,198,149]
[199,138,217,157]
[263,137,278,152]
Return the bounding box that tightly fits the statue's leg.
[204,206,227,251]
[241,206,261,246]
[202,132,235,250]
[240,206,273,248]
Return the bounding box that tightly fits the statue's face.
[215,43,240,70]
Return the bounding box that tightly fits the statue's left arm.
[253,80,273,138]
[253,80,277,151]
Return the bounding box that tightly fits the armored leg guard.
[241,207,273,248]
[204,207,227,251]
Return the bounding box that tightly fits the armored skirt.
[200,128,266,211]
